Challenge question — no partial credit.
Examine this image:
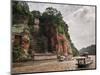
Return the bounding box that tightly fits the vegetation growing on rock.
[12,1,79,62]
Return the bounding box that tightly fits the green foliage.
[12,1,30,24]
[42,7,62,24]
[13,45,32,62]
[71,43,79,56]
[12,1,29,16]
[31,10,41,18]
[12,46,21,62]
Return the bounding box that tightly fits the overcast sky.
[27,2,96,50]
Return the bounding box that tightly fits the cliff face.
[12,1,79,61]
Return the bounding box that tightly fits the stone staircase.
[30,34,49,53]
[31,37,44,53]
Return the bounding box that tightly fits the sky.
[27,2,96,50]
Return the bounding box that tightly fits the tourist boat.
[75,56,93,68]
[75,52,93,68]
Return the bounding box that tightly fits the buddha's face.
[33,25,39,32]
[34,18,39,25]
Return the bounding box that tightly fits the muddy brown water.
[12,55,96,74]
